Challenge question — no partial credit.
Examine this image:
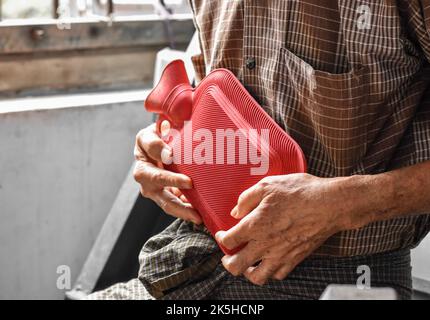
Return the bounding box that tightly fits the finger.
[231,182,265,219]
[134,125,156,161]
[153,188,202,224]
[272,242,317,280]
[221,241,264,276]
[272,253,304,281]
[134,161,193,189]
[271,262,295,281]
[180,194,190,203]
[136,125,172,164]
[215,206,263,250]
[168,187,183,198]
[168,187,192,205]
[244,258,280,286]
[272,249,298,281]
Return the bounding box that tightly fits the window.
[1,0,52,20]
[0,0,194,97]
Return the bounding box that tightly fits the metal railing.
[0,0,188,22]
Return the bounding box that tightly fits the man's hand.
[216,159,430,285]
[133,123,202,224]
[215,173,369,285]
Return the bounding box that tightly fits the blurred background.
[0,0,428,300]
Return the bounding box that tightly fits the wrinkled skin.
[133,123,202,224]
[215,174,354,285]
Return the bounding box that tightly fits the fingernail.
[192,217,202,225]
[230,206,238,218]
[221,255,232,265]
[180,177,193,189]
[161,147,173,165]
[215,231,225,242]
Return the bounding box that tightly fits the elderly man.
[89,0,430,300]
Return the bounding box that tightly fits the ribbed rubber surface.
[147,61,307,254]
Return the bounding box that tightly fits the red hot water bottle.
[145,60,306,255]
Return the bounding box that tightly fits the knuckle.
[133,162,152,182]
[272,272,285,281]
[135,130,141,142]
[259,176,270,184]
[230,268,242,277]
[246,215,261,232]
[146,139,164,155]
[224,236,238,249]
[247,219,257,232]
[133,163,144,182]
[217,234,229,246]
[237,192,247,204]
[272,273,281,281]
[139,188,151,199]
[141,191,150,198]
[258,177,271,192]
[249,275,264,286]
[150,170,164,184]
[133,146,142,160]
[224,260,241,276]
[257,201,270,214]
[268,263,280,275]
[135,129,146,144]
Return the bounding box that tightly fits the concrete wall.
[0,91,152,299]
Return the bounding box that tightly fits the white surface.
[153,48,196,87]
[0,91,153,299]
[412,235,430,283]
[0,89,150,114]
[320,285,397,300]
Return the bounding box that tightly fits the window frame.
[0,13,195,97]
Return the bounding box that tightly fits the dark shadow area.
[93,195,175,292]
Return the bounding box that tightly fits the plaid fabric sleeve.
[398,0,430,62]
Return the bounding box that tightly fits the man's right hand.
[133,123,202,224]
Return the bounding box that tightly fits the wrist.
[330,174,391,231]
